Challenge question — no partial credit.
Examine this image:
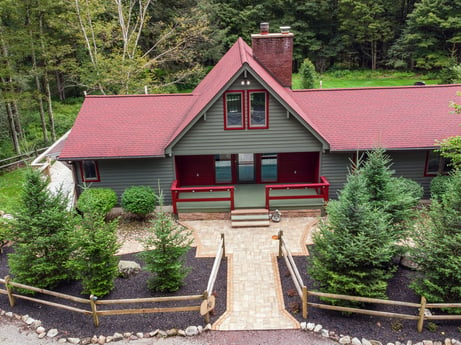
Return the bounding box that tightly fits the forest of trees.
[1,0,460,157]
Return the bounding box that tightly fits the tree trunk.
[2,97,21,154]
[371,40,377,70]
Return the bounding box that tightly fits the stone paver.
[183,216,319,331]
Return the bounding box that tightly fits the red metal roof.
[292,85,461,150]
[60,37,461,160]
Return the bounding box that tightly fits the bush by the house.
[139,209,192,292]
[308,171,397,304]
[67,212,120,297]
[77,187,117,216]
[410,170,461,313]
[0,217,12,253]
[121,186,157,219]
[430,174,452,201]
[8,169,74,291]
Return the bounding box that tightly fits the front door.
[237,153,255,183]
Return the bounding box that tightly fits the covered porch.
[171,177,329,214]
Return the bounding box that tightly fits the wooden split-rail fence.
[277,230,461,333]
[0,234,226,327]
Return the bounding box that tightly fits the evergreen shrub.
[139,208,192,292]
[77,188,117,215]
[299,58,317,89]
[430,175,452,200]
[121,186,157,218]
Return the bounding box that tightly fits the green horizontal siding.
[76,157,175,205]
[172,77,322,155]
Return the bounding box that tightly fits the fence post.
[221,233,225,259]
[302,285,308,319]
[4,276,15,307]
[202,290,210,324]
[417,296,427,332]
[278,230,283,257]
[90,295,100,327]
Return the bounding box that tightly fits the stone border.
[0,309,211,344]
[300,321,461,345]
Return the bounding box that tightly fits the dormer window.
[224,89,269,130]
[249,90,268,128]
[224,91,244,129]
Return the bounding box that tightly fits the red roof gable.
[60,37,461,160]
[292,85,461,151]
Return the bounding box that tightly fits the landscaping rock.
[47,328,59,337]
[321,329,329,337]
[362,339,372,345]
[67,337,81,344]
[185,326,199,336]
[118,260,141,278]
[314,324,323,333]
[112,332,124,341]
[352,337,362,345]
[340,335,351,344]
[306,322,315,331]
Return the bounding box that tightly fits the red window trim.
[80,160,101,182]
[247,90,269,129]
[223,90,245,130]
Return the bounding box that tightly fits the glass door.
[237,153,255,183]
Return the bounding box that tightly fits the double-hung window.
[80,160,100,182]
[224,90,268,130]
[224,91,244,129]
[249,91,268,128]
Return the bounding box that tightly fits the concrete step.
[231,208,269,215]
[231,214,270,221]
[231,220,271,228]
[231,208,270,228]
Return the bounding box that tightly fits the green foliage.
[77,188,117,216]
[410,170,461,313]
[299,58,317,89]
[139,209,192,292]
[0,216,12,253]
[121,186,157,218]
[66,212,120,297]
[430,175,452,201]
[308,172,396,303]
[0,168,27,214]
[438,93,461,169]
[359,149,422,240]
[8,169,74,290]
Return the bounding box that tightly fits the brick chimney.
[251,23,294,88]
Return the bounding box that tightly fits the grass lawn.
[293,70,441,89]
[0,168,27,214]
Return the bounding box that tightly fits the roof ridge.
[85,93,193,98]
[292,84,461,93]
[237,37,249,64]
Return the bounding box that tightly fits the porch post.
[171,180,178,215]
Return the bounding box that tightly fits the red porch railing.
[171,180,235,215]
[265,176,330,209]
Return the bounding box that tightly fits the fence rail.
[0,235,226,326]
[0,148,47,170]
[277,231,461,333]
[265,176,330,209]
[171,180,235,215]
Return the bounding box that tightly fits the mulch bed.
[278,249,460,344]
[0,246,227,338]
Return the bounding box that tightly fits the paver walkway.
[183,216,318,331]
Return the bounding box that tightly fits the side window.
[248,91,268,128]
[425,151,451,176]
[80,160,100,182]
[224,91,244,129]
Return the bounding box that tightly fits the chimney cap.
[260,22,269,34]
[280,26,291,34]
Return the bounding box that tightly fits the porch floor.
[175,184,325,213]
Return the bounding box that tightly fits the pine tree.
[8,169,74,290]
[410,170,461,312]
[139,206,192,292]
[66,211,120,297]
[308,171,397,303]
[360,149,422,240]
